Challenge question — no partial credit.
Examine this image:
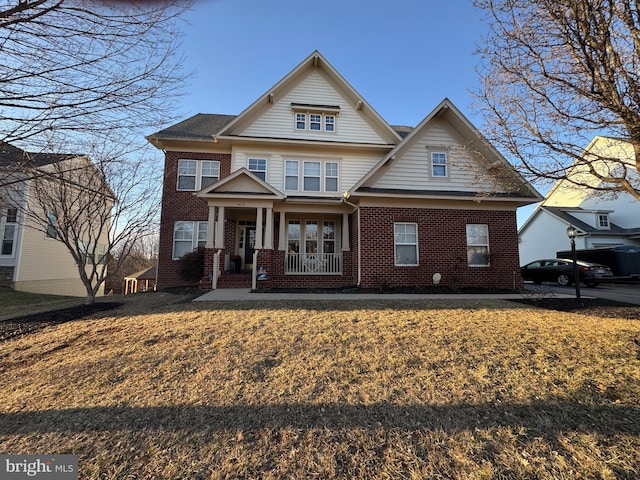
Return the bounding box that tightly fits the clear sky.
[178,0,537,226]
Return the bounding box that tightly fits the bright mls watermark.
[0,455,78,479]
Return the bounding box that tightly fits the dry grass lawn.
[1,291,639,479]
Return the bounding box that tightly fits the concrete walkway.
[193,288,575,302]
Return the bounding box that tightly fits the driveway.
[523,282,640,305]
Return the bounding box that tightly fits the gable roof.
[0,142,76,168]
[530,205,640,236]
[215,50,402,145]
[351,98,542,201]
[124,266,157,281]
[542,135,637,205]
[196,168,285,200]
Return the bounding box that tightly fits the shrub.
[178,247,204,283]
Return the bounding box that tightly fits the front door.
[243,227,256,266]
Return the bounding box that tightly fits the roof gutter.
[342,192,361,287]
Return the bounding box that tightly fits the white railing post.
[252,250,258,290]
[212,250,221,290]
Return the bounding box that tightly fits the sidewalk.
[193,288,576,302]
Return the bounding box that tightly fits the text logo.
[0,455,78,479]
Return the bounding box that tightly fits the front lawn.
[1,293,639,479]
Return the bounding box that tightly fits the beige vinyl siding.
[232,147,386,194]
[370,120,493,192]
[13,184,108,297]
[15,214,82,283]
[240,70,392,145]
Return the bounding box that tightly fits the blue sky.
[179,0,537,225]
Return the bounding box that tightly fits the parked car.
[520,258,614,287]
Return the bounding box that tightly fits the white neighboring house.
[519,136,640,265]
[0,142,108,297]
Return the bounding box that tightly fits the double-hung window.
[431,152,447,177]
[325,162,339,192]
[466,224,490,266]
[394,222,418,266]
[292,104,338,132]
[285,160,299,190]
[303,161,321,191]
[286,160,338,193]
[325,115,335,132]
[309,114,322,131]
[173,221,207,259]
[1,207,18,256]
[46,212,58,239]
[296,113,307,130]
[201,161,220,188]
[248,158,267,181]
[177,159,197,190]
[177,159,220,191]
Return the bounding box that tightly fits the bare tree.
[473,0,640,200]
[0,0,190,153]
[1,0,191,301]
[2,139,161,304]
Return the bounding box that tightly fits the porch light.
[565,225,581,301]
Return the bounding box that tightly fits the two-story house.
[0,141,109,297]
[148,51,541,291]
[519,136,640,265]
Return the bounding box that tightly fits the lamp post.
[566,225,581,301]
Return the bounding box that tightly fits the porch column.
[279,212,286,250]
[215,206,225,249]
[342,212,350,251]
[255,207,264,249]
[206,205,216,248]
[264,207,273,249]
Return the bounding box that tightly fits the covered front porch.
[195,169,357,290]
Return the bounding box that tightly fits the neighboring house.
[123,266,157,294]
[519,136,640,265]
[0,142,108,296]
[147,51,541,291]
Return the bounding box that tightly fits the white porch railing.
[285,253,342,275]
[212,250,222,289]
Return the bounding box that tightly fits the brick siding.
[359,206,522,290]
[157,151,231,288]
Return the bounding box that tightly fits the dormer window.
[292,103,339,132]
[597,213,610,229]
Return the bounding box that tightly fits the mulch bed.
[510,297,640,319]
[0,302,122,342]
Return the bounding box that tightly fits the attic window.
[597,213,610,229]
[292,103,339,133]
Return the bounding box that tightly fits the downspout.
[342,193,361,287]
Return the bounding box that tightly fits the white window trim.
[172,221,207,260]
[177,159,220,191]
[247,158,267,181]
[466,224,490,267]
[394,222,419,266]
[597,213,610,230]
[287,218,340,255]
[1,207,19,257]
[325,162,339,192]
[292,109,338,133]
[285,160,299,191]
[431,151,448,178]
[284,159,340,193]
[45,211,58,240]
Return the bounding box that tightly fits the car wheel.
[584,281,599,288]
[557,274,572,286]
